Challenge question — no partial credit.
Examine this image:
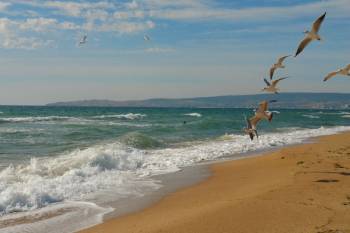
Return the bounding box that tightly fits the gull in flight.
[270,55,290,80]
[243,115,258,141]
[243,100,275,141]
[144,35,150,42]
[324,64,350,82]
[262,77,288,94]
[79,34,88,46]
[295,12,326,57]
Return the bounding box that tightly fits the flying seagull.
[295,12,326,57]
[144,35,150,41]
[79,34,87,46]
[262,77,288,94]
[270,55,290,80]
[323,64,350,82]
[243,100,275,140]
[243,115,258,141]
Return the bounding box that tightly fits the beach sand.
[81,132,350,233]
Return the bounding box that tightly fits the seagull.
[243,100,275,140]
[262,77,288,94]
[144,35,150,42]
[79,34,87,46]
[270,55,290,80]
[324,64,350,82]
[295,12,326,57]
[243,115,258,141]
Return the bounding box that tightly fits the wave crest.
[92,113,146,120]
[184,113,202,117]
[0,126,349,217]
[302,114,320,119]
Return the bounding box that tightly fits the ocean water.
[0,106,349,232]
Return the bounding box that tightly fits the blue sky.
[0,0,349,105]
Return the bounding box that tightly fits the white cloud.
[20,17,58,32]
[84,9,109,21]
[113,10,145,20]
[140,0,205,8]
[0,2,11,11]
[1,36,53,49]
[147,0,350,21]
[0,0,349,50]
[125,0,139,10]
[0,17,79,49]
[0,18,14,34]
[97,20,155,33]
[59,21,80,30]
[43,1,114,17]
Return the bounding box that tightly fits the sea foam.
[0,126,349,232]
[184,113,202,117]
[302,114,320,119]
[92,113,146,120]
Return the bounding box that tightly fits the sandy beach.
[80,132,350,233]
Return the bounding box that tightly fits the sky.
[0,0,349,105]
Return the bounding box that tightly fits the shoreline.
[81,131,350,233]
[1,128,349,233]
[102,140,300,222]
[102,162,211,221]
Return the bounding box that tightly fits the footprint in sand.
[334,163,347,169]
[344,195,350,206]
[297,161,305,165]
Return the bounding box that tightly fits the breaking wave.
[0,116,81,123]
[0,125,349,218]
[92,113,146,120]
[184,113,202,117]
[302,114,320,119]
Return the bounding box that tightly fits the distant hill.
[46,93,350,109]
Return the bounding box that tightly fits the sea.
[0,106,349,232]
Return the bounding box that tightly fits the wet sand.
[81,132,350,233]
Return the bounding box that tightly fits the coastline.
[81,131,350,233]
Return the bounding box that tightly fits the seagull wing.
[272,77,288,86]
[295,37,312,57]
[270,67,276,80]
[249,115,262,129]
[345,64,350,72]
[264,78,271,86]
[323,71,339,82]
[257,101,269,113]
[245,115,252,129]
[312,12,326,33]
[277,55,290,65]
